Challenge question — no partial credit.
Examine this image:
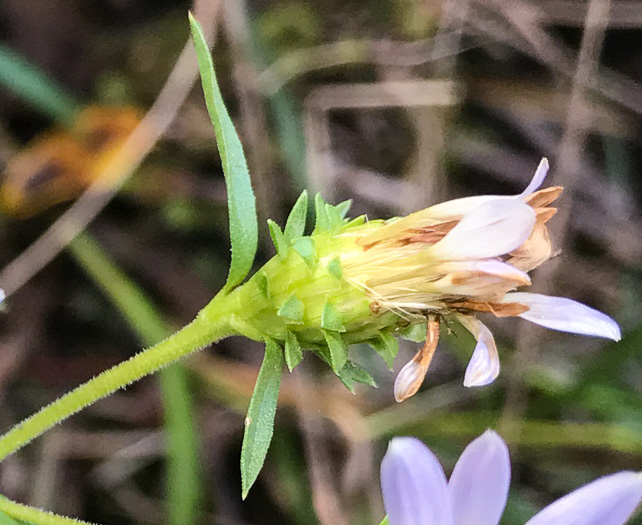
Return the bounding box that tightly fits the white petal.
[449,431,511,525]
[519,158,549,198]
[525,472,642,525]
[458,316,501,387]
[504,293,621,341]
[428,199,536,260]
[381,437,454,525]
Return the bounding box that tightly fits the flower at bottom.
[380,431,642,525]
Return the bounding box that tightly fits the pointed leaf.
[241,338,283,499]
[337,360,377,393]
[314,193,329,232]
[370,332,399,369]
[267,219,287,257]
[189,14,258,291]
[284,330,303,371]
[323,330,348,373]
[283,190,308,242]
[292,237,317,269]
[325,202,343,231]
[327,257,343,280]
[335,199,352,219]
[321,302,346,332]
[277,295,305,323]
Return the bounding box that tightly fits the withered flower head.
[221,159,620,400]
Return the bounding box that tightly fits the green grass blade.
[188,13,258,292]
[68,233,201,525]
[241,337,283,499]
[0,44,78,126]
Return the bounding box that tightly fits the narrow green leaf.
[284,330,303,372]
[292,237,317,269]
[189,14,258,291]
[277,295,305,323]
[321,302,346,332]
[256,271,270,298]
[322,330,348,373]
[283,190,308,242]
[0,43,78,126]
[313,193,329,232]
[241,338,284,499]
[267,219,287,257]
[379,517,390,525]
[327,256,343,280]
[370,332,399,369]
[336,361,377,392]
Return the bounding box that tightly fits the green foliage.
[241,338,284,499]
[327,256,343,280]
[278,294,305,323]
[292,237,317,268]
[189,14,258,292]
[267,219,287,257]
[0,43,78,126]
[322,330,348,373]
[284,190,309,241]
[337,361,377,393]
[321,302,346,332]
[284,330,303,371]
[369,332,399,370]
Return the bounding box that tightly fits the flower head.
[381,431,642,525]
[223,159,620,397]
[338,158,620,400]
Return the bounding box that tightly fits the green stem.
[0,312,233,463]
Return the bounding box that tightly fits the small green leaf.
[241,338,283,499]
[277,295,305,323]
[370,332,399,369]
[284,330,303,371]
[283,190,308,242]
[267,219,287,257]
[325,202,343,231]
[321,302,346,332]
[327,257,343,280]
[323,330,348,373]
[379,517,390,525]
[336,361,377,392]
[398,322,427,343]
[292,237,317,269]
[256,271,270,298]
[313,193,329,232]
[335,199,352,219]
[189,14,258,292]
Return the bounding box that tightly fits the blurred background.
[0,0,641,523]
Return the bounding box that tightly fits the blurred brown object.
[0,106,141,218]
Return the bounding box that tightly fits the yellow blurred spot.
[0,106,141,218]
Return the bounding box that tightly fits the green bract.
[199,194,408,382]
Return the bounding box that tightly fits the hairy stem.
[0,312,233,462]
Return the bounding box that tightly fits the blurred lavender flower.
[380,431,642,525]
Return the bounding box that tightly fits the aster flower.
[225,158,620,400]
[380,431,642,525]
[337,158,620,401]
